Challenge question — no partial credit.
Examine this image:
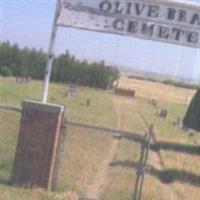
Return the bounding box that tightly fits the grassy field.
[119,76,196,105]
[0,76,200,200]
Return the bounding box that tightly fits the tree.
[0,66,12,77]
[0,41,119,89]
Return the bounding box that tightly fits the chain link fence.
[0,106,149,200]
[55,121,147,199]
[0,105,21,185]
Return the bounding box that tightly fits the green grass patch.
[0,77,200,200]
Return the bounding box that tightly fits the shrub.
[0,66,12,77]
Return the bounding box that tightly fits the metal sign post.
[42,0,61,103]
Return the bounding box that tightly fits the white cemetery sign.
[42,0,200,102]
[57,0,200,48]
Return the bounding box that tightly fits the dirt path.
[84,96,123,200]
[85,140,119,200]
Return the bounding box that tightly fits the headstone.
[86,99,90,107]
[172,117,182,127]
[159,109,168,118]
[69,83,77,96]
[11,100,65,190]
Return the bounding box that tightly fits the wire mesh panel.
[0,107,21,185]
[0,106,147,199]
[57,121,144,200]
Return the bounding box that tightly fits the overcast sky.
[1,0,200,81]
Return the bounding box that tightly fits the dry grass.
[119,76,196,105]
[108,76,200,200]
[0,76,200,200]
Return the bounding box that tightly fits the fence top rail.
[0,104,22,112]
[65,120,145,143]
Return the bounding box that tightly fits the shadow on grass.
[150,142,200,155]
[113,133,200,155]
[113,132,144,144]
[110,160,200,187]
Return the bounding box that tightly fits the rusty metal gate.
[54,120,151,200]
[0,105,150,200]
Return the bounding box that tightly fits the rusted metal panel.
[57,0,200,48]
[11,100,64,190]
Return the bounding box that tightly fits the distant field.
[0,76,200,200]
[119,76,196,105]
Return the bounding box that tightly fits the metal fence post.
[133,133,147,200]
[133,124,152,200]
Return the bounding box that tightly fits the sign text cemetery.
[57,0,200,48]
